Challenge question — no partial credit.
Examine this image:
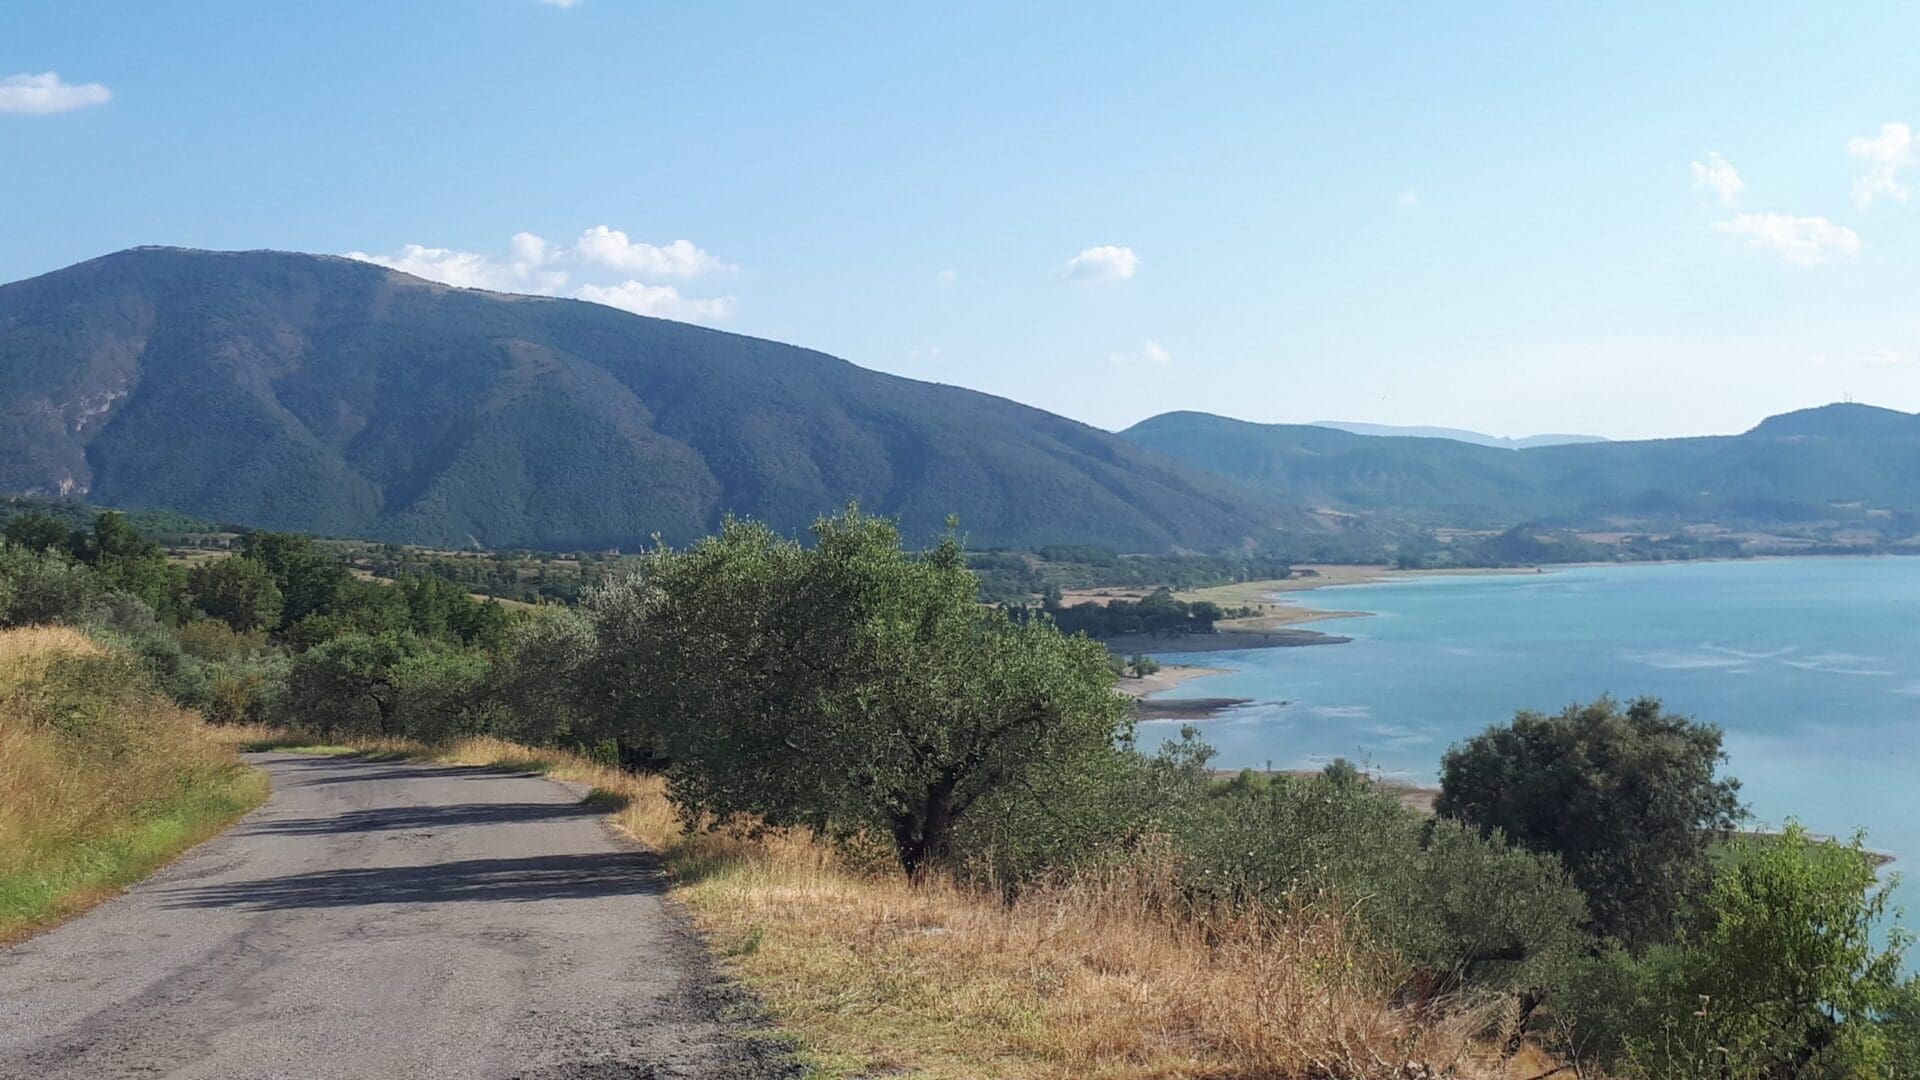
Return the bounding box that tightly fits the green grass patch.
[0,764,269,943]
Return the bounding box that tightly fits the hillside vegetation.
[0,626,266,941]
[9,508,1920,1077]
[1123,405,1920,543]
[0,247,1308,553]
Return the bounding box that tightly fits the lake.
[1143,556,1920,915]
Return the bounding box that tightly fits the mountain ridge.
[1120,406,1920,533]
[1311,421,1607,449]
[0,247,1312,551]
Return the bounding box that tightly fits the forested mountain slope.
[1123,405,1920,531]
[0,248,1308,551]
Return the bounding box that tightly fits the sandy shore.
[1172,563,1545,633]
[1119,664,1257,721]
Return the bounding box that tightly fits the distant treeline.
[1007,587,1230,639]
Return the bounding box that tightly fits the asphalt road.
[0,753,794,1080]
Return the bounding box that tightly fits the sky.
[4,2,1919,440]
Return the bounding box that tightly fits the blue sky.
[4,2,1918,439]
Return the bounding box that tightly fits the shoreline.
[1118,663,1255,721]
[1112,565,1539,723]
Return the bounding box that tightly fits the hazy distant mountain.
[1312,421,1608,450]
[0,248,1311,551]
[1123,407,1920,530]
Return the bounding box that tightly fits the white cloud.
[1109,340,1171,367]
[508,231,551,266]
[1847,122,1914,209]
[935,268,958,284]
[1709,213,1861,266]
[1690,151,1744,208]
[572,226,731,278]
[1862,348,1911,368]
[0,72,112,115]
[537,0,582,7]
[347,226,735,322]
[574,281,734,321]
[1062,244,1139,282]
[1397,188,1420,206]
[343,242,568,293]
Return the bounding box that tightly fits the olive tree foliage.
[186,555,284,633]
[488,607,599,748]
[278,631,485,738]
[1176,769,1590,995]
[1561,826,1911,1079]
[1436,695,1745,947]
[582,510,1137,876]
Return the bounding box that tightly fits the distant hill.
[1122,407,1920,531]
[1312,421,1607,450]
[0,248,1309,551]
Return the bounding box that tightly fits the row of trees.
[1010,586,1228,639]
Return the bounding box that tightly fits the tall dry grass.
[0,626,268,941]
[241,730,1564,1079]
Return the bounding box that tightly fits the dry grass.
[242,729,1567,1079]
[0,627,269,942]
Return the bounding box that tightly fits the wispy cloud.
[1397,188,1420,206]
[1709,212,1861,266]
[346,226,736,323]
[536,0,582,8]
[1109,340,1171,367]
[0,72,112,115]
[1690,151,1744,208]
[341,241,567,293]
[1847,122,1914,209]
[574,281,734,321]
[1062,244,1139,282]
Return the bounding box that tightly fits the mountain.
[0,248,1307,551]
[1312,421,1607,450]
[1745,403,1920,440]
[1122,407,1920,531]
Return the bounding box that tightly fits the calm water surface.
[1145,556,1920,911]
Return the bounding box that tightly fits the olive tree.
[589,509,1135,876]
[188,555,284,632]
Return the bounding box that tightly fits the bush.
[0,543,104,626]
[1176,771,1590,996]
[1437,696,1744,946]
[1602,826,1909,1078]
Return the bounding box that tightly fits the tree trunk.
[894,776,960,878]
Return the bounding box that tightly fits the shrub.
[0,543,103,626]
[1177,772,1590,997]
[1608,826,1908,1079]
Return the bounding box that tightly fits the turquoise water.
[1144,556,1920,914]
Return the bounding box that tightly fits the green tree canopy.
[1436,695,1745,946]
[588,509,1136,875]
[187,556,284,633]
[3,512,75,554]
